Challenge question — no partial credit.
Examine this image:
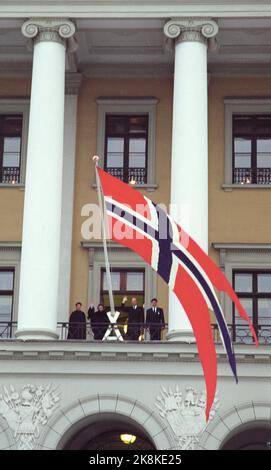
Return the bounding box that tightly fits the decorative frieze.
[156,385,220,450]
[0,384,60,450]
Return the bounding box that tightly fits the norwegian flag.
[97,167,258,420]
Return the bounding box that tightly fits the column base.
[166,329,195,343]
[15,328,59,341]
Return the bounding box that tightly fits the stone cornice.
[81,241,127,250]
[164,17,218,46]
[1,2,271,19]
[0,340,270,367]
[0,241,21,250]
[22,17,77,52]
[213,243,271,252]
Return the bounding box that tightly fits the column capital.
[21,18,77,51]
[164,17,218,45]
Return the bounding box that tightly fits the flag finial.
[93,155,100,163]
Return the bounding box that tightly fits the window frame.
[0,100,29,187]
[213,243,271,344]
[232,114,271,185]
[223,98,271,191]
[0,114,23,184]
[233,269,271,336]
[95,97,158,191]
[104,114,149,184]
[0,267,15,324]
[100,267,145,307]
[82,241,157,315]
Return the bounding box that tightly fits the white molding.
[213,243,271,251]
[200,401,271,450]
[222,183,271,191]
[96,96,158,187]
[1,2,271,18]
[40,393,174,450]
[0,99,30,185]
[224,98,271,188]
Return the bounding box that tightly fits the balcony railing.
[105,167,147,184]
[0,166,20,184]
[0,322,271,344]
[233,167,271,185]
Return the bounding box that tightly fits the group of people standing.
[67,297,165,341]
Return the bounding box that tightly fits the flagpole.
[93,155,115,315]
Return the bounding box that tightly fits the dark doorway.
[220,422,271,450]
[60,413,156,450]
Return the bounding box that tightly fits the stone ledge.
[0,340,270,365]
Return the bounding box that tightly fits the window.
[0,114,23,184]
[104,115,148,184]
[223,98,271,190]
[233,270,271,344]
[233,115,271,185]
[0,268,14,337]
[101,268,145,308]
[96,97,158,190]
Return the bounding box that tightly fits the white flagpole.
[93,155,115,315]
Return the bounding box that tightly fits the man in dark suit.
[121,296,144,341]
[88,303,109,340]
[67,302,86,340]
[146,298,165,340]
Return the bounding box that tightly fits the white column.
[164,19,218,342]
[16,19,76,340]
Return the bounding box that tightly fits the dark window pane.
[258,299,271,325]
[106,116,126,134]
[257,139,271,168]
[3,136,21,167]
[1,115,22,135]
[234,298,253,344]
[106,137,124,168]
[233,116,254,135]
[126,272,144,291]
[258,274,271,293]
[129,116,148,134]
[129,138,146,168]
[0,295,12,317]
[234,138,251,168]
[0,271,14,291]
[103,272,121,291]
[255,116,271,135]
[235,273,253,293]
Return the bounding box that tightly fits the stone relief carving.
[0,384,60,450]
[156,385,220,450]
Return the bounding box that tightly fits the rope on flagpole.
[93,155,115,316]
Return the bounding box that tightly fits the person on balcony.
[121,296,144,341]
[146,298,165,340]
[88,303,109,340]
[67,302,86,340]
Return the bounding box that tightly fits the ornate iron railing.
[105,167,147,184]
[233,167,271,185]
[0,167,20,184]
[0,322,270,344]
